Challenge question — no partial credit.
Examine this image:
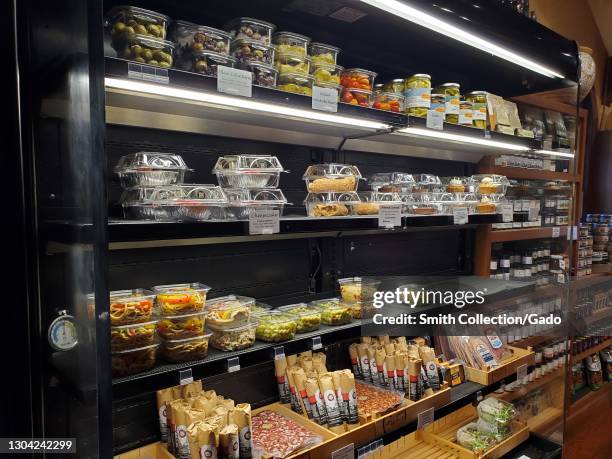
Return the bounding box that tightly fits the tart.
[354,202,380,215]
[312,203,349,217]
[413,206,437,215]
[446,178,465,193]
[478,177,499,194]
[476,196,496,213]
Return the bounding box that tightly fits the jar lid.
[409,73,431,79]
[466,91,487,95]
[439,82,460,88]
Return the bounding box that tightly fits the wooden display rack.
[462,346,535,385]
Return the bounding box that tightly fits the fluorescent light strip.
[534,149,575,159]
[105,77,389,130]
[396,127,530,151]
[359,0,564,79]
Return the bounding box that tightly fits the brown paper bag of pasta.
[394,353,406,392]
[305,376,327,425]
[385,354,397,390]
[286,354,298,367]
[294,368,314,419]
[214,405,231,425]
[274,355,291,404]
[219,423,240,459]
[174,403,196,459]
[156,387,174,444]
[318,373,344,433]
[332,371,348,429]
[341,371,359,430]
[375,347,389,387]
[229,403,252,459]
[419,346,441,391]
[192,393,217,416]
[286,366,304,414]
[367,346,378,385]
[357,343,372,382]
[181,380,203,399]
[312,353,327,373]
[187,421,202,459]
[348,343,362,378]
[408,359,422,401]
[298,356,313,372]
[168,399,189,454]
[196,422,218,459]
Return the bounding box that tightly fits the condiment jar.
[404,73,431,117]
[434,83,460,123]
[466,91,488,129]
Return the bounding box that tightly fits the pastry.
[307,176,357,192]
[446,178,465,193]
[378,185,401,192]
[412,206,437,215]
[312,203,349,217]
[354,202,380,215]
[476,196,496,213]
[478,176,499,194]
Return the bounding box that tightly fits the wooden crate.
[463,346,535,386]
[114,442,171,459]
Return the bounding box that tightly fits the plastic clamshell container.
[477,398,517,427]
[407,202,442,215]
[311,63,343,85]
[120,34,175,68]
[251,301,274,316]
[309,42,340,65]
[223,188,288,220]
[414,174,443,188]
[475,197,498,214]
[309,298,352,325]
[341,300,375,319]
[353,191,402,215]
[206,295,254,329]
[115,152,190,188]
[275,52,311,75]
[340,88,372,107]
[109,289,156,326]
[160,333,212,363]
[369,172,416,193]
[185,50,237,76]
[153,282,210,316]
[340,68,377,91]
[277,303,321,333]
[156,311,207,340]
[303,163,362,192]
[255,312,298,342]
[231,38,275,65]
[277,72,313,96]
[111,343,159,377]
[373,92,405,112]
[225,17,276,45]
[172,184,228,221]
[172,21,232,57]
[273,31,311,55]
[436,193,478,215]
[208,318,259,351]
[110,319,158,351]
[213,155,284,188]
[471,174,510,195]
[107,5,170,51]
[443,176,471,193]
[304,192,361,217]
[337,277,381,303]
[242,61,278,87]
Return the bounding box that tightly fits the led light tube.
[359,0,564,79]
[396,127,531,151]
[105,77,390,130]
[534,149,575,159]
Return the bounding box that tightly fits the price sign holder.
[217,66,252,97]
[312,85,339,112]
[417,407,434,429]
[127,62,169,84]
[273,346,285,360]
[453,207,468,225]
[516,363,528,382]
[227,357,240,373]
[331,443,354,459]
[426,110,444,130]
[311,336,323,351]
[500,204,513,223]
[551,226,560,238]
[378,204,402,228]
[249,209,280,235]
[179,368,193,385]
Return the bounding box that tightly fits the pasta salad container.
[303,163,362,192]
[153,282,210,316]
[109,289,156,326]
[110,320,158,351]
[208,318,259,351]
[160,333,211,363]
[115,152,190,188]
[304,192,361,217]
[206,295,254,329]
[223,188,288,220]
[213,155,285,188]
[156,311,206,340]
[111,343,158,377]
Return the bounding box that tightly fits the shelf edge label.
[249,209,280,235]
[379,204,402,228]
[312,86,338,113]
[217,66,252,98]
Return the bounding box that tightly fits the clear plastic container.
[277,72,313,96]
[208,318,259,351]
[309,298,352,325]
[303,163,362,192]
[273,31,311,55]
[311,63,343,85]
[225,17,276,45]
[304,192,361,217]
[110,320,158,351]
[255,312,298,342]
[406,202,442,215]
[111,343,158,377]
[107,6,170,51]
[206,295,254,329]
[213,155,284,188]
[160,333,211,363]
[277,303,321,333]
[369,172,416,193]
[251,301,274,316]
[471,174,510,195]
[341,68,377,91]
[412,174,443,193]
[172,185,228,221]
[117,34,174,67]
[372,92,404,113]
[185,50,237,76]
[353,192,402,215]
[223,189,288,220]
[153,283,211,316]
[309,42,340,65]
[115,152,190,188]
[172,21,232,57]
[340,88,372,107]
[109,289,156,326]
[337,277,381,302]
[341,300,374,319]
[156,311,206,340]
[444,177,468,193]
[475,196,498,214]
[231,38,275,65]
[275,52,311,75]
[477,398,516,427]
[241,61,278,87]
[436,193,478,215]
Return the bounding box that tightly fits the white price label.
[567,225,578,240]
[128,62,169,84]
[217,66,252,97]
[500,204,513,222]
[417,407,434,429]
[528,207,540,221]
[453,207,469,225]
[551,226,560,238]
[249,209,280,235]
[378,204,402,228]
[273,346,285,360]
[311,336,323,350]
[516,363,528,381]
[179,369,194,385]
[312,85,338,112]
[331,443,354,459]
[227,357,240,373]
[426,110,444,130]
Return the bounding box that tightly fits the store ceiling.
[588,0,612,55]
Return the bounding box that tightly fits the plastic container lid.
[111,319,159,330]
[193,50,237,64]
[275,51,311,62]
[106,5,170,23]
[230,37,276,51]
[174,21,232,39]
[342,68,378,78]
[207,295,255,310]
[414,174,442,185]
[207,317,259,332]
[369,172,416,186]
[111,342,160,355]
[173,185,228,205]
[257,311,296,324]
[128,34,176,50]
[213,155,284,173]
[303,163,362,179]
[153,282,211,294]
[277,303,316,314]
[357,191,402,203]
[162,332,212,345]
[251,301,274,315]
[278,72,313,84]
[223,189,288,206]
[243,61,278,73]
[157,310,207,321]
[115,152,189,173]
[304,192,361,206]
[110,288,156,301]
[273,31,311,43]
[309,42,341,53]
[225,17,276,31]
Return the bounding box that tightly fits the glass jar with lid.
[465,91,488,129]
[384,78,405,94]
[459,100,473,126]
[434,83,460,123]
[404,73,431,117]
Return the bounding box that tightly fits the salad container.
[156,311,206,340]
[341,68,377,91]
[340,88,371,107]
[337,277,381,302]
[304,192,361,217]
[107,6,170,52]
[477,398,517,427]
[353,191,402,215]
[309,42,340,65]
[115,152,190,188]
[213,155,284,188]
[160,333,211,363]
[225,17,276,45]
[273,31,310,55]
[241,61,278,87]
[110,320,158,350]
[153,282,210,316]
[184,50,236,76]
[255,312,298,342]
[224,188,288,220]
[369,172,416,193]
[172,21,232,58]
[372,92,404,112]
[275,52,311,75]
[118,34,174,67]
[251,301,275,315]
[206,295,254,329]
[341,300,375,319]
[303,163,362,192]
[311,63,343,85]
[112,343,158,377]
[231,38,275,65]
[277,72,313,96]
[208,318,259,351]
[277,303,321,333]
[109,289,155,326]
[309,298,352,325]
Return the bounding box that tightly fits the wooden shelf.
[493,367,565,403]
[478,164,576,182]
[570,338,612,363]
[569,382,612,415]
[511,335,556,350]
[528,407,563,434]
[490,226,569,242]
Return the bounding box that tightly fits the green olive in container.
[309,42,340,65]
[120,34,175,68]
[434,83,460,124]
[255,312,297,342]
[466,91,488,129]
[106,6,170,52]
[404,73,431,117]
[384,78,405,94]
[308,298,352,326]
[278,303,321,333]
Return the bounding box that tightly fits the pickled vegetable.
[231,38,275,65]
[341,68,377,91]
[120,35,174,68]
[226,17,276,45]
[256,313,297,342]
[273,32,310,56]
[341,88,371,107]
[310,299,352,325]
[434,83,460,124]
[372,92,404,112]
[309,42,340,65]
[154,283,209,316]
[311,64,343,85]
[189,51,236,76]
[404,73,431,118]
[275,52,311,75]
[278,304,321,333]
[466,91,488,129]
[107,6,169,52]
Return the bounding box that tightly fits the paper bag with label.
[156,387,174,443]
[274,355,291,404]
[341,371,359,430]
[229,403,252,459]
[305,377,327,426]
[419,346,441,391]
[318,373,344,433]
[219,424,240,459]
[357,344,372,382]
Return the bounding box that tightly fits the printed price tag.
[484,129,491,139]
[516,363,528,381]
[426,110,444,130]
[227,357,240,373]
[249,209,280,235]
[383,410,405,433]
[378,204,402,228]
[311,336,323,350]
[127,62,169,84]
[273,346,285,360]
[453,207,469,225]
[417,407,434,429]
[217,66,252,98]
[567,225,578,240]
[179,368,193,385]
[331,443,354,459]
[475,390,483,402]
[500,204,513,222]
[528,207,539,221]
[557,273,565,284]
[312,85,338,112]
[551,226,560,238]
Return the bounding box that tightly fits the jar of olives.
[404,74,431,117]
[466,91,488,129]
[107,6,170,52]
[121,35,175,68]
[434,83,460,123]
[384,78,405,94]
[188,51,237,77]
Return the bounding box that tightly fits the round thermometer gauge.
[48,312,78,351]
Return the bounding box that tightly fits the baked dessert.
[412,206,437,215]
[446,178,465,193]
[378,185,401,192]
[307,175,357,192]
[354,202,380,215]
[476,196,496,213]
[312,203,350,217]
[478,177,499,194]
